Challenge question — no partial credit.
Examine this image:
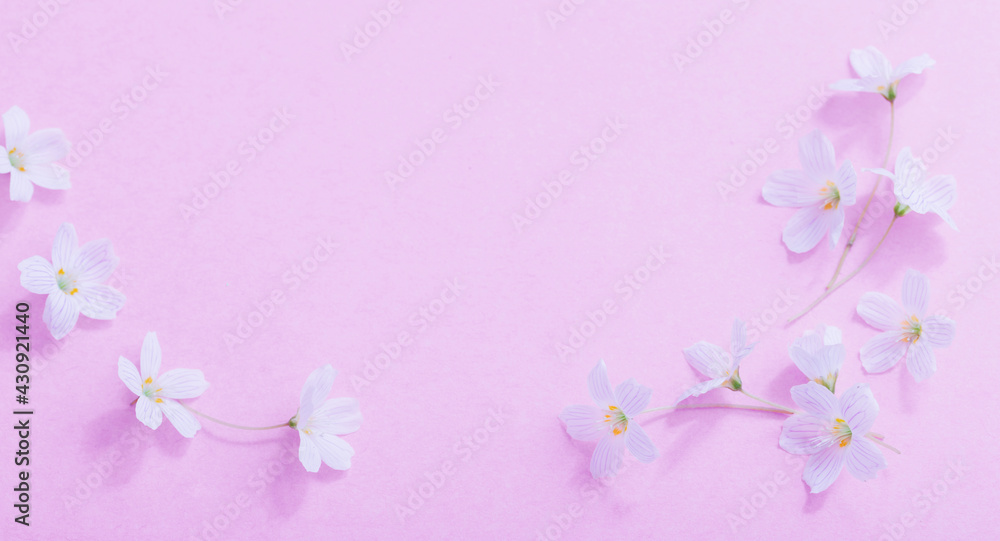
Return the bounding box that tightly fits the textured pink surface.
[2,1,998,539]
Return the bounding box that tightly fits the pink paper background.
[2,1,997,539]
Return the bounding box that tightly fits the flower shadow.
[802,484,831,513]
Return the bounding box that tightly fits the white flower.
[866,147,957,230]
[559,361,659,478]
[675,318,755,403]
[789,324,845,393]
[857,269,956,381]
[291,365,362,472]
[0,106,70,202]
[830,47,934,101]
[763,130,857,253]
[18,223,126,339]
[118,332,209,438]
[780,382,887,493]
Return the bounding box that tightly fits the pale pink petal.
[827,208,845,248]
[857,292,905,331]
[838,383,879,435]
[298,364,336,422]
[835,160,857,206]
[3,106,30,146]
[906,175,957,230]
[312,432,355,470]
[51,223,78,272]
[23,128,70,164]
[782,205,836,253]
[590,434,625,478]
[822,325,843,346]
[682,341,731,379]
[792,329,824,356]
[674,377,727,405]
[77,283,126,320]
[849,47,893,80]
[9,170,34,202]
[803,445,847,493]
[780,414,829,455]
[789,345,823,381]
[860,331,908,373]
[921,315,956,348]
[310,397,362,436]
[157,368,209,399]
[624,423,658,463]
[906,340,937,382]
[18,255,57,294]
[159,398,201,438]
[730,318,755,361]
[298,431,322,472]
[789,382,837,419]
[798,130,837,179]
[43,291,79,340]
[140,332,163,381]
[560,405,606,441]
[829,78,868,92]
[0,146,9,174]
[891,54,935,81]
[587,360,616,408]
[117,356,142,395]
[614,378,652,418]
[865,167,895,180]
[72,238,119,283]
[135,395,163,430]
[845,437,887,481]
[762,169,824,207]
[819,344,845,380]
[901,269,930,317]
[22,162,70,190]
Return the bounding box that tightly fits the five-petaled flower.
[780,382,887,493]
[118,332,210,438]
[675,318,755,404]
[866,147,957,230]
[789,324,845,393]
[559,361,659,478]
[857,269,956,381]
[830,46,934,102]
[291,365,362,472]
[18,223,126,340]
[763,130,857,253]
[0,105,71,202]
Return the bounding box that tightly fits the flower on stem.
[763,130,857,253]
[0,106,71,202]
[866,147,957,230]
[117,332,209,438]
[18,223,126,339]
[830,47,934,102]
[291,365,362,472]
[559,361,658,478]
[789,324,845,393]
[857,269,956,381]
[675,318,755,403]
[780,382,887,493]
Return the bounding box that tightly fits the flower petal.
[792,329,824,356]
[117,356,142,396]
[860,331,908,373]
[157,368,209,399]
[614,378,652,418]
[43,291,79,340]
[819,344,845,380]
[0,146,8,174]
[857,292,905,331]
[3,106,30,146]
[835,160,857,206]
[72,238,118,283]
[780,414,829,455]
[9,170,34,202]
[136,395,163,430]
[587,360,616,408]
[23,162,70,191]
[310,397,362,435]
[674,377,728,405]
[590,434,625,478]
[803,445,847,493]
[77,283,126,320]
[849,46,892,80]
[298,364,336,422]
[838,383,879,435]
[682,341,731,379]
[762,169,824,207]
[730,318,755,361]
[624,423,658,463]
[159,398,201,438]
[798,130,837,179]
[23,128,70,164]
[822,325,843,346]
[313,432,355,471]
[140,332,162,381]
[845,437,887,482]
[827,208,845,248]
[51,223,78,272]
[560,405,606,441]
[907,174,957,230]
[901,269,930,317]
[921,315,956,348]
[782,205,836,253]
[298,431,322,473]
[891,54,934,81]
[789,382,837,419]
[829,77,868,92]
[906,340,937,382]
[18,255,57,294]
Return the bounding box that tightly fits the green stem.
[865,433,901,454]
[181,403,291,431]
[739,389,797,414]
[640,403,793,416]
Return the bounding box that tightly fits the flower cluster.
[1,106,71,202]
